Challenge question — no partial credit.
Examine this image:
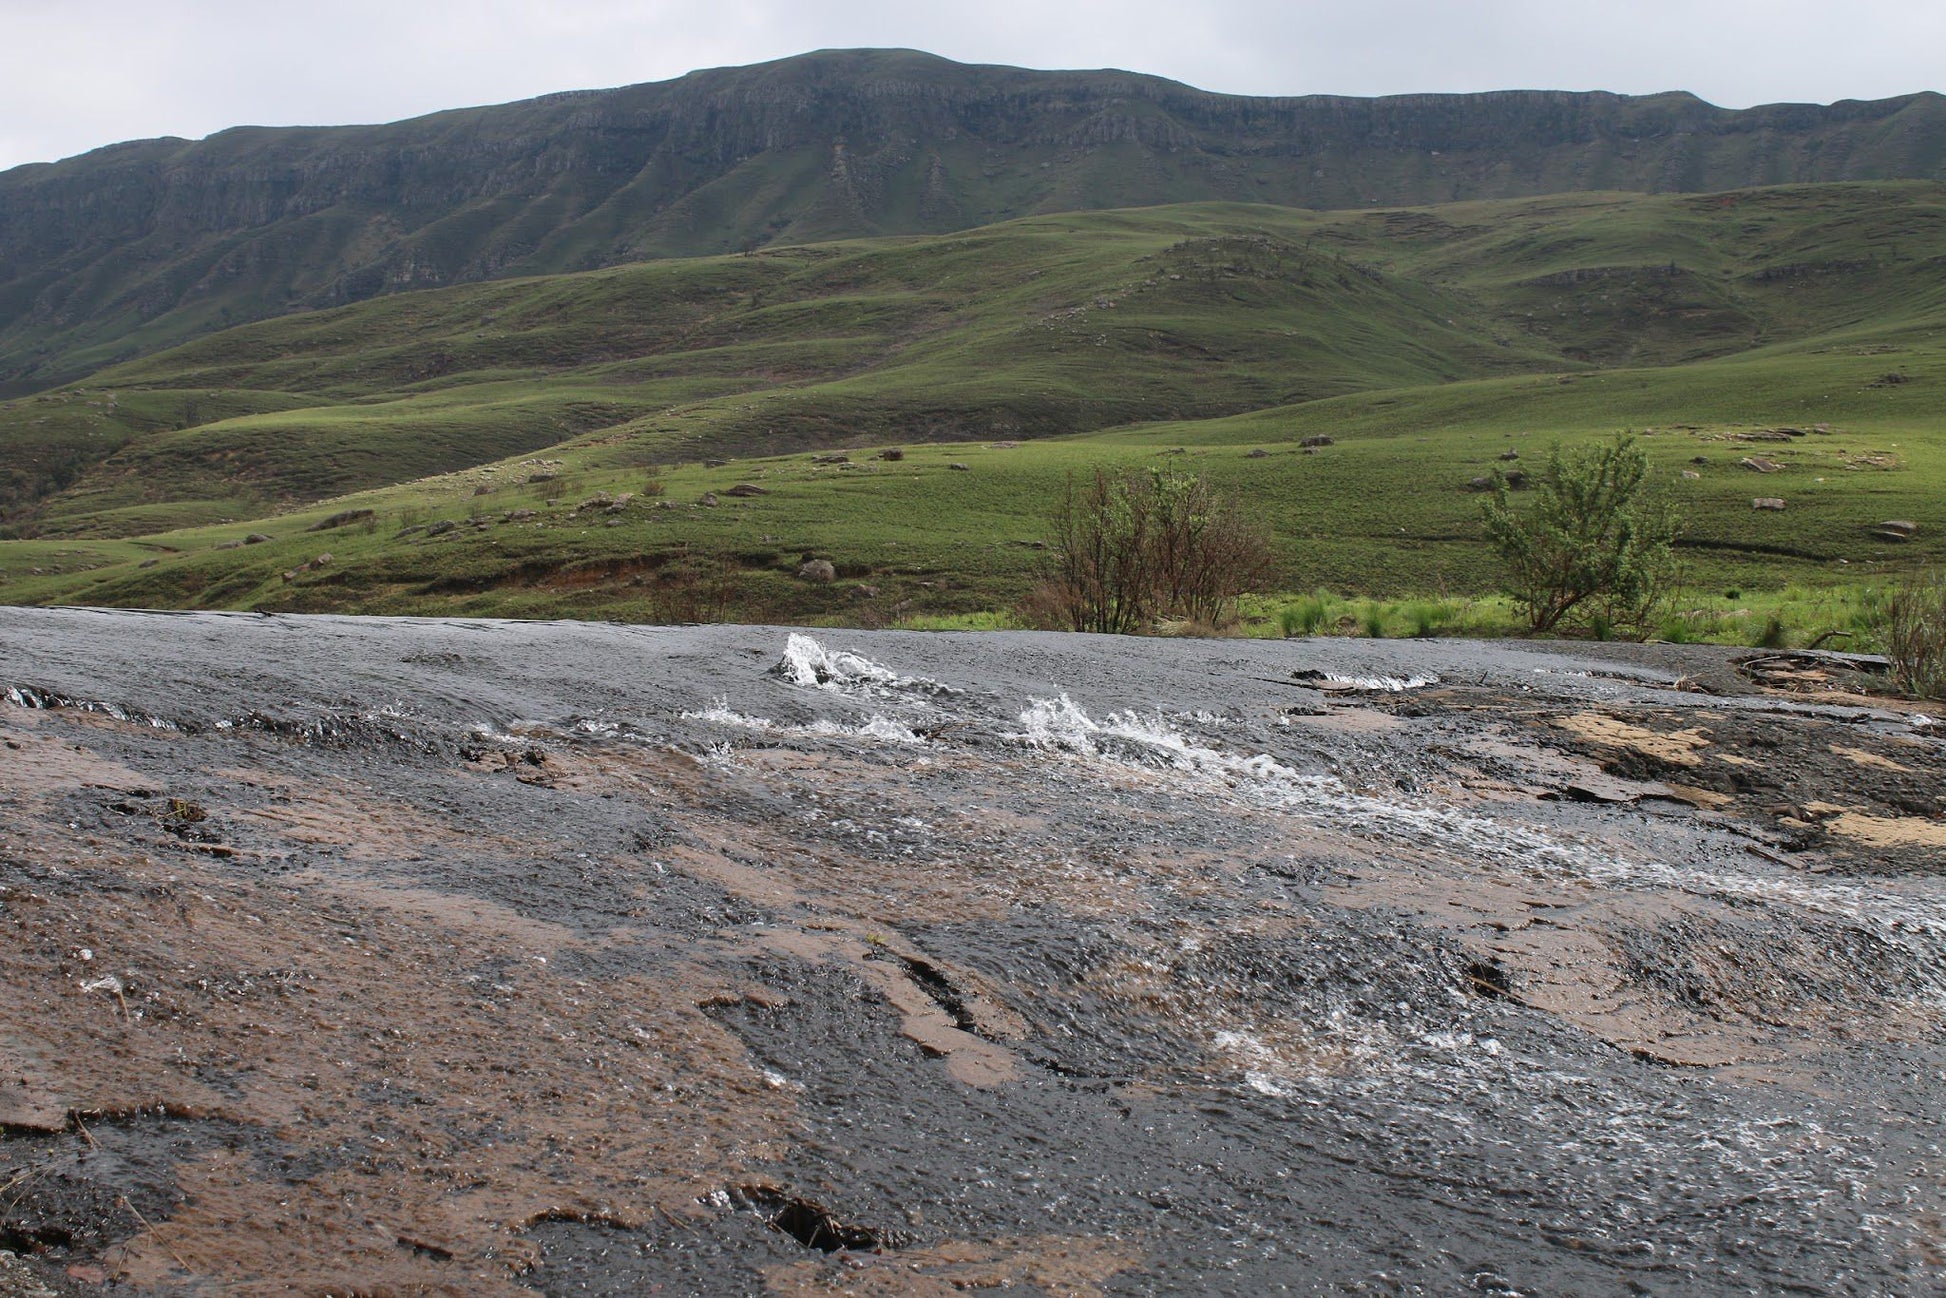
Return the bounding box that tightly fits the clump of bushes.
[1028,467,1273,634]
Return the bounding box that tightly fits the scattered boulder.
[1682,469,1701,480]
[947,462,971,471]
[990,440,1020,449]
[698,492,719,507]
[1497,450,1520,461]
[425,519,458,536]
[876,448,905,462]
[1466,476,1495,492]
[704,458,729,468]
[811,453,850,465]
[215,539,242,551]
[1300,435,1335,448]
[284,552,334,580]
[1245,448,1269,459]
[725,483,769,497]
[505,508,537,522]
[1752,497,1787,511]
[797,559,836,583]
[243,533,272,545]
[1870,519,1919,541]
[139,558,160,569]
[1691,455,1709,465]
[1504,470,1527,489]
[1739,456,1781,473]
[308,509,375,532]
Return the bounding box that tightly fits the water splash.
[772,633,953,697]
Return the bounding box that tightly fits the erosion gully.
[0,608,1941,1295]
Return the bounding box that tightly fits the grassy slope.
[4,183,1945,626]
[9,50,1942,392]
[3,204,1563,534]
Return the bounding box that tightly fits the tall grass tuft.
[1403,599,1450,638]
[1280,592,1328,638]
[1885,569,1946,700]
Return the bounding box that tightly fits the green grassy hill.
[3,183,1944,634]
[4,48,1945,391]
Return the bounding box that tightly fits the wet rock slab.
[0,608,1942,1294]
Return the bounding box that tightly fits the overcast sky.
[5,0,1942,172]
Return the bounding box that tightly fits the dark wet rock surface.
[0,608,1942,1294]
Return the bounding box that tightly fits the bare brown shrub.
[1885,568,1946,700]
[1027,467,1273,634]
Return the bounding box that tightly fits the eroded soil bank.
[1,608,1941,1295]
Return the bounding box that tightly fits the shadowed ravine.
[1,607,1941,1294]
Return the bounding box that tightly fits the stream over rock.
[1,608,1941,1293]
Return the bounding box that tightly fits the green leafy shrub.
[1480,434,1679,638]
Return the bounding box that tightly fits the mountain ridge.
[4,49,1944,392]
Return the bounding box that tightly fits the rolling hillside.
[4,48,1945,390]
[2,182,1943,627]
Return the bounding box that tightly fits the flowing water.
[0,608,1940,1294]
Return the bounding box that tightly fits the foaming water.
[1011,693,1946,974]
[6,681,431,745]
[773,633,953,698]
[1321,672,1439,692]
[682,697,924,745]
[6,683,181,730]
